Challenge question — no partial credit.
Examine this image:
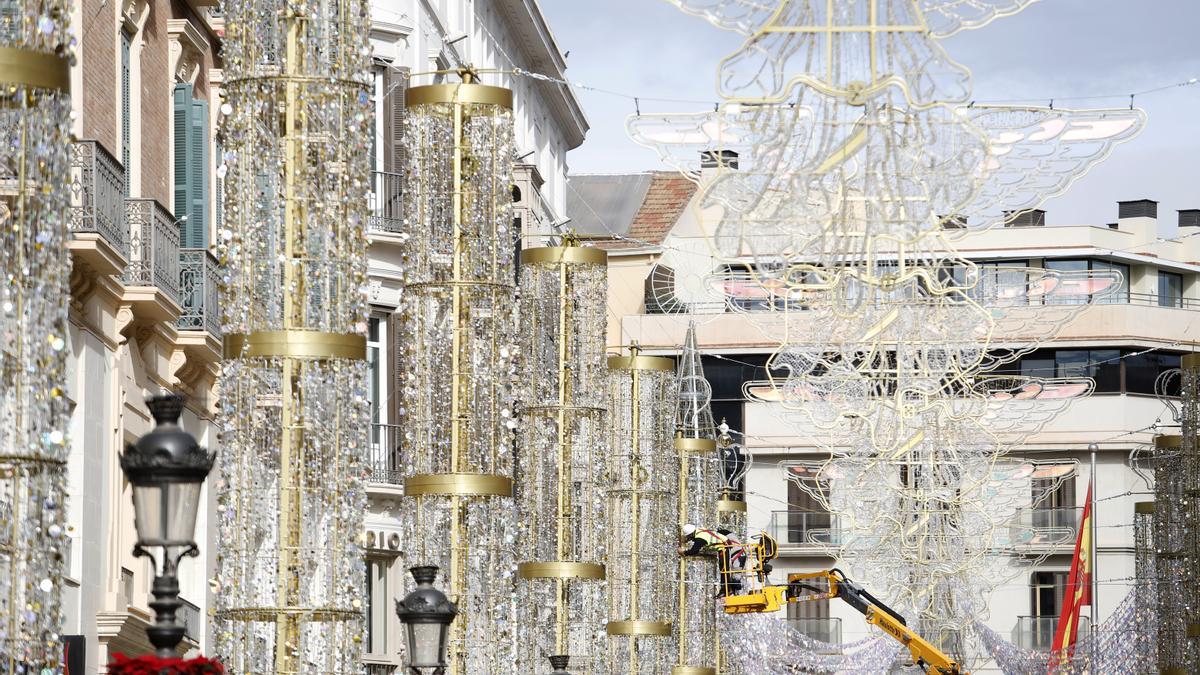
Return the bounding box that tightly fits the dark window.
[1126,351,1182,395]
[1159,271,1183,307]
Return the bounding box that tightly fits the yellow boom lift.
[715,535,966,675]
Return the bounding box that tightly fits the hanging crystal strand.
[514,237,610,674]
[211,0,373,670]
[0,2,73,670]
[396,70,520,674]
[606,345,679,673]
[673,322,720,675]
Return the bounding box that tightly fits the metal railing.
[123,199,182,303]
[364,664,398,675]
[369,423,403,484]
[178,249,221,337]
[1012,615,1090,651]
[1127,291,1200,309]
[787,617,842,645]
[766,510,840,548]
[368,170,404,233]
[179,598,202,640]
[1009,506,1081,549]
[69,140,129,257]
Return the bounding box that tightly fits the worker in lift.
[679,524,746,596]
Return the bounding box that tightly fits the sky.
[539,0,1200,233]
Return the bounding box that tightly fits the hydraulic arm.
[787,569,966,675]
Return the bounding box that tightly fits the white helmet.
[682,524,697,537]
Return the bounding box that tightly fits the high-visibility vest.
[694,529,736,555]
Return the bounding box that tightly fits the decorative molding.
[167,19,210,85]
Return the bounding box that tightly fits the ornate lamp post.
[397,565,459,674]
[119,394,215,656]
[548,655,571,674]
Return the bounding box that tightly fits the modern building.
[571,166,1193,670]
[361,1,588,669]
[63,0,224,669]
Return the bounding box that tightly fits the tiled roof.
[596,172,697,250]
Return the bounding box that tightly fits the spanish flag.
[1050,478,1093,669]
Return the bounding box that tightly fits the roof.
[566,172,697,250]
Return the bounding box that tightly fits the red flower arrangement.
[108,654,224,675]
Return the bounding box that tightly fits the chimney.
[700,149,739,170]
[1117,199,1158,219]
[1179,209,1200,228]
[1003,209,1045,227]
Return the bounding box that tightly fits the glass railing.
[787,617,842,645]
[766,510,840,548]
[1008,506,1081,549]
[1012,615,1090,651]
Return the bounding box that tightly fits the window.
[1159,271,1183,307]
[173,82,209,248]
[366,558,391,655]
[787,596,837,642]
[1092,260,1129,304]
[367,316,387,439]
[1031,463,1075,529]
[785,466,831,545]
[1054,349,1119,391]
[120,30,132,196]
[1029,570,1068,650]
[1125,352,1181,395]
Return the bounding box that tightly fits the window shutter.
[384,66,409,173]
[173,82,193,232]
[188,97,209,248]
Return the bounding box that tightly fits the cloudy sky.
[540,0,1199,233]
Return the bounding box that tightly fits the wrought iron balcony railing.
[766,510,841,549]
[123,198,182,303]
[368,170,404,233]
[368,423,402,484]
[787,617,842,646]
[69,140,129,258]
[1012,615,1090,651]
[178,249,221,337]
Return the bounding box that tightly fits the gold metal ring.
[517,561,605,580]
[521,246,607,266]
[404,473,513,497]
[608,355,674,372]
[1163,668,1190,675]
[1134,501,1156,514]
[672,668,717,675]
[717,499,747,513]
[406,83,513,109]
[606,620,672,636]
[1189,623,1200,638]
[1155,435,1183,449]
[0,47,69,92]
[223,331,367,361]
[1182,353,1200,370]
[675,438,717,453]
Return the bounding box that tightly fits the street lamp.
[119,394,215,657]
[396,565,459,674]
[547,655,571,674]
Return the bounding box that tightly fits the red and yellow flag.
[1050,478,1093,668]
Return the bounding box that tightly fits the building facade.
[361,1,588,669]
[572,168,1193,671]
[63,0,224,669]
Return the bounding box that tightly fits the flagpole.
[1088,442,1099,669]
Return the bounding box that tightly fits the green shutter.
[173,82,192,234]
[189,97,209,248]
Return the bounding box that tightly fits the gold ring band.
[1155,435,1183,449]
[407,83,513,109]
[0,47,69,92]
[608,355,674,372]
[675,438,717,453]
[404,473,513,497]
[672,668,717,675]
[223,331,367,360]
[717,499,747,513]
[1189,623,1200,638]
[1134,501,1156,514]
[517,561,605,580]
[521,246,607,266]
[606,620,672,636]
[1182,353,1200,369]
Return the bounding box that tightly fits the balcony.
[122,199,183,320]
[364,664,398,675]
[766,510,840,552]
[1008,507,1080,552]
[368,170,404,234]
[69,140,128,273]
[787,617,842,646]
[178,249,221,337]
[368,423,402,485]
[179,598,202,641]
[1012,615,1090,651]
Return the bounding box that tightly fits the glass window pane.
[1055,351,1089,379]
[1092,261,1129,304]
[1091,349,1121,391]
[1044,259,1088,273]
[1125,352,1158,394]
[1159,272,1183,307]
